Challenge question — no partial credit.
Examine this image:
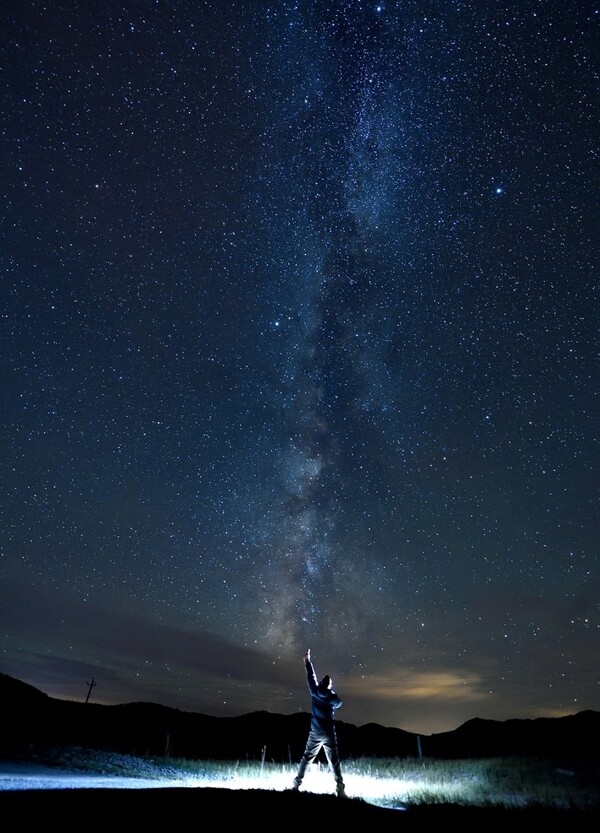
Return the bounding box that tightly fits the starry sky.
[1,1,598,737]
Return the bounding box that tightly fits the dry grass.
[71,749,598,812]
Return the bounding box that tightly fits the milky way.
[1,1,597,734]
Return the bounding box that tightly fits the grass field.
[45,747,599,812]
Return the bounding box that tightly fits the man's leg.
[324,738,346,797]
[292,734,321,789]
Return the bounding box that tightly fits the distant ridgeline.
[1,672,598,762]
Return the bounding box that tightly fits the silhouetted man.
[292,648,346,797]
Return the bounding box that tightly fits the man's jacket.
[305,658,342,734]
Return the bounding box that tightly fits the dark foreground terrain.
[3,786,600,830]
[2,673,598,828]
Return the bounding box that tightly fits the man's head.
[319,674,332,692]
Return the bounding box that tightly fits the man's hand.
[304,648,310,662]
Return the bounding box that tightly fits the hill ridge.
[1,672,597,762]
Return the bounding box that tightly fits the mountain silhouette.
[1,672,597,762]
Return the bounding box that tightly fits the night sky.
[2,1,598,736]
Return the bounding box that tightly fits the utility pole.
[85,677,96,704]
